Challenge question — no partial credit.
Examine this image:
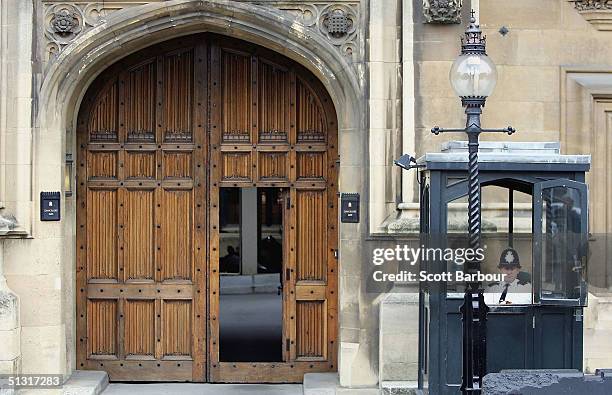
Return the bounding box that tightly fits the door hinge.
[286,339,290,352]
[286,268,291,281]
[286,196,290,210]
[532,316,536,329]
[334,249,339,259]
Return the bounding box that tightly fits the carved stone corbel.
[423,0,463,24]
[569,0,612,30]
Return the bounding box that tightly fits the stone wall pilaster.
[0,242,21,377]
[0,0,23,380]
[368,0,403,233]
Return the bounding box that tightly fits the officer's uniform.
[485,248,532,305]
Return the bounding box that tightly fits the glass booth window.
[446,185,533,305]
[541,185,585,301]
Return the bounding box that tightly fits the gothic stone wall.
[0,0,395,389]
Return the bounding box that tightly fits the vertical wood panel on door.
[210,35,338,383]
[77,36,207,382]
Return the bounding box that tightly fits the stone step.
[62,370,108,395]
[380,381,423,395]
[336,389,380,395]
[103,383,303,395]
[304,373,338,395]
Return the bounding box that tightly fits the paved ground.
[219,292,283,361]
[103,383,303,395]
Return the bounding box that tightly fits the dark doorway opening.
[219,187,285,362]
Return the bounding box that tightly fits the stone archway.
[36,0,365,383]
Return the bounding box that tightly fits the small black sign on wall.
[41,192,61,221]
[341,193,360,223]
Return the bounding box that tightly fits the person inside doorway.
[220,245,241,274]
[485,247,532,305]
[258,235,282,274]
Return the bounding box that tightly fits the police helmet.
[498,248,521,268]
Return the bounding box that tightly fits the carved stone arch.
[37,0,365,384]
[39,1,362,134]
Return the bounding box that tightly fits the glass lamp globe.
[449,53,497,98]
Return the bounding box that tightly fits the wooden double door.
[76,34,338,382]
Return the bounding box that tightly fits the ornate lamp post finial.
[461,13,486,55]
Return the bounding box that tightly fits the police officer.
[485,248,532,305]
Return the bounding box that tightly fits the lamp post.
[431,11,516,394]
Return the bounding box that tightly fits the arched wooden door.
[76,34,338,382]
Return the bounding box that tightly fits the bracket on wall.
[423,0,463,24]
[568,0,612,31]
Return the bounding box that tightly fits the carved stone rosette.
[423,0,463,24]
[319,4,358,57]
[271,2,360,59]
[43,2,147,60]
[43,2,361,62]
[44,3,82,58]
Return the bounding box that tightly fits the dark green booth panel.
[438,302,582,394]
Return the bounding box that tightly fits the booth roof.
[417,141,591,167]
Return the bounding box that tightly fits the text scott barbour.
[370,244,506,283]
[372,270,505,283]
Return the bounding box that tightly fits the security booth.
[417,141,590,394]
